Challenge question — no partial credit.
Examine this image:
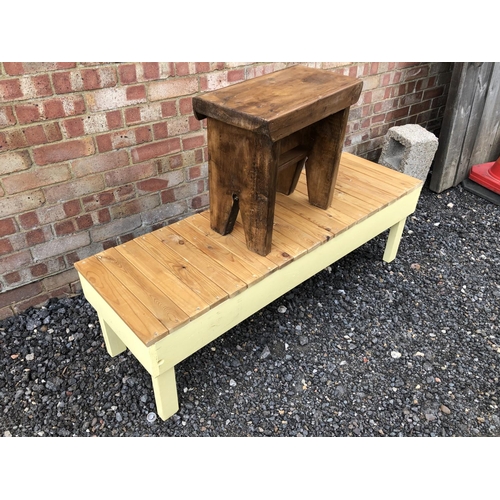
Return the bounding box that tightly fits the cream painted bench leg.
[151,367,179,421]
[383,217,407,263]
[98,313,127,357]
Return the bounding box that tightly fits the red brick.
[3,63,24,75]
[161,101,177,117]
[82,190,116,211]
[4,271,21,285]
[131,138,181,163]
[81,69,100,90]
[72,150,129,177]
[76,214,93,230]
[105,161,156,187]
[0,129,28,151]
[54,220,76,236]
[3,164,71,195]
[26,228,46,246]
[19,211,39,230]
[423,87,444,100]
[175,63,190,76]
[143,63,160,80]
[119,64,137,84]
[191,193,209,210]
[52,72,72,93]
[96,208,111,224]
[126,85,146,100]
[0,238,13,255]
[15,104,41,124]
[96,133,113,152]
[31,263,48,278]
[189,116,201,131]
[42,98,65,119]
[125,107,141,124]
[0,218,16,237]
[33,137,94,165]
[195,62,210,73]
[31,74,53,97]
[106,110,122,129]
[63,200,82,217]
[63,117,85,138]
[0,79,23,100]
[182,133,206,150]
[23,123,62,146]
[0,105,16,128]
[179,97,193,115]
[228,69,244,82]
[43,96,86,119]
[153,122,169,139]
[137,178,170,192]
[410,101,432,115]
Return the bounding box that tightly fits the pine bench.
[74,152,423,421]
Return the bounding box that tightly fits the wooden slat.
[199,211,295,269]
[341,152,422,191]
[75,256,167,346]
[185,213,277,276]
[97,248,190,333]
[153,227,247,298]
[277,193,346,235]
[135,232,228,309]
[170,219,265,286]
[115,240,210,320]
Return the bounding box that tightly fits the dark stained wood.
[195,65,363,256]
[305,107,350,209]
[193,65,363,142]
[207,118,280,256]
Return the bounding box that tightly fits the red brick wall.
[0,62,453,318]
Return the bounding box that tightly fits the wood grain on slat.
[153,227,247,298]
[115,240,210,320]
[341,153,421,190]
[170,219,266,286]
[199,211,295,269]
[186,213,277,276]
[75,256,167,346]
[135,232,228,309]
[97,248,190,333]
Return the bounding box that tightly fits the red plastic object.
[469,157,500,195]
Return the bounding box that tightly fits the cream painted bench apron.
[74,153,423,421]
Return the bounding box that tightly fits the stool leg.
[207,118,280,256]
[98,314,127,357]
[383,218,406,262]
[151,367,179,421]
[305,108,350,209]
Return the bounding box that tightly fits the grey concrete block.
[379,124,439,181]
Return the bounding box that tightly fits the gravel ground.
[1,182,499,438]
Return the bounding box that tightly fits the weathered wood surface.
[430,62,500,192]
[196,65,363,255]
[193,65,363,142]
[74,153,423,348]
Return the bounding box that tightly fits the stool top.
[193,65,363,141]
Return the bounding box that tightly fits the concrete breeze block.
[379,124,439,181]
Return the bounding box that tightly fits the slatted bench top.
[74,152,422,349]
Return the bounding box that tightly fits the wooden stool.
[193,65,363,256]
